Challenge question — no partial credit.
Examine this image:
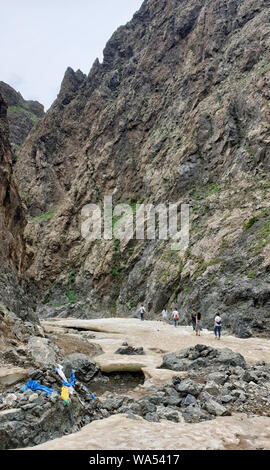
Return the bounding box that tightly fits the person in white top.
[214,314,222,340]
[162,309,167,324]
[140,305,146,321]
[172,309,179,327]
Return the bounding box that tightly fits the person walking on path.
[140,305,146,321]
[196,311,202,336]
[190,310,196,332]
[172,309,179,327]
[214,313,222,340]
[162,309,168,324]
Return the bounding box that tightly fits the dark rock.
[175,379,202,398]
[233,323,253,339]
[243,370,259,383]
[131,398,157,416]
[204,381,221,397]
[161,346,247,372]
[182,394,197,406]
[206,372,228,385]
[62,353,100,383]
[101,397,125,411]
[115,345,145,355]
[145,392,165,406]
[144,412,160,422]
[157,407,180,423]
[219,395,235,404]
[181,404,210,423]
[163,395,182,407]
[202,399,230,417]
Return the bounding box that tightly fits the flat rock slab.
[41,318,270,366]
[0,367,29,386]
[27,413,270,450]
[95,358,157,373]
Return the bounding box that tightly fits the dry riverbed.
[27,318,270,450]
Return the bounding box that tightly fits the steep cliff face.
[15,0,270,336]
[0,81,44,160]
[0,94,25,276]
[0,92,37,364]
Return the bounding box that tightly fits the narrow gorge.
[1,0,270,452]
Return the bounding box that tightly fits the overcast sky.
[0,0,144,110]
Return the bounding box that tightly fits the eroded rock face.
[0,92,38,364]
[12,0,270,335]
[0,81,44,151]
[0,93,25,271]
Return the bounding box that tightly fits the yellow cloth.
[61,386,69,401]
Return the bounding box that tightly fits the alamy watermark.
[81,196,189,251]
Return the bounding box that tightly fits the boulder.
[115,345,145,355]
[219,394,235,404]
[202,399,229,417]
[62,353,100,383]
[182,394,197,406]
[0,367,29,387]
[101,397,125,411]
[160,346,247,372]
[145,392,165,406]
[131,397,157,416]
[216,348,247,369]
[27,337,56,365]
[204,381,220,397]
[156,406,180,423]
[206,371,228,385]
[144,412,160,422]
[175,379,203,397]
[181,404,210,423]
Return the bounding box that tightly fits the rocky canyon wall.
[12,0,270,337]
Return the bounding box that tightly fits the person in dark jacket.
[190,310,196,332]
[196,311,202,336]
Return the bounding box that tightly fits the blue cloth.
[81,383,96,400]
[21,380,58,397]
[61,371,77,388]
[54,368,96,400]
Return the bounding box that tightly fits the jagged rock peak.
[57,67,87,106]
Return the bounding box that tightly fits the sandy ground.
[26,317,270,450]
[42,317,270,370]
[28,413,270,450]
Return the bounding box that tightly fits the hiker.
[140,304,146,321]
[172,309,179,327]
[214,313,222,340]
[190,310,196,332]
[162,308,168,324]
[196,311,202,336]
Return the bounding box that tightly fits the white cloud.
[0,0,143,110]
